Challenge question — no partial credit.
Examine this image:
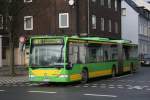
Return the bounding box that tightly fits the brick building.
[15,0,121,38]
[1,0,122,66]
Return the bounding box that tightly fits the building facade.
[14,0,121,39]
[0,0,9,67]
[122,0,150,55]
[1,0,122,66]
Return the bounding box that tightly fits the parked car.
[140,54,150,66]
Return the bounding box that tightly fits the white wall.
[121,0,139,44]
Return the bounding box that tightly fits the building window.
[24,16,33,30]
[8,0,12,3]
[24,0,32,3]
[122,8,126,16]
[59,13,69,28]
[92,0,96,2]
[0,15,3,30]
[108,0,111,8]
[92,15,96,29]
[115,0,118,11]
[101,18,105,31]
[108,20,112,32]
[115,22,119,33]
[100,0,104,6]
[2,47,6,59]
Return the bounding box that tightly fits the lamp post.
[68,0,80,36]
[5,0,15,76]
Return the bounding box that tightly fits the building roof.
[125,0,150,20]
[134,0,150,11]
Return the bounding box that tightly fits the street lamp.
[68,0,75,6]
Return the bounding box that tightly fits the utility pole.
[9,24,15,76]
[87,0,90,36]
[6,0,15,76]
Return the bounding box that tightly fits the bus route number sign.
[32,39,63,45]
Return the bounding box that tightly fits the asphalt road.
[0,66,150,100]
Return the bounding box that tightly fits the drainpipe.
[76,0,80,36]
[87,0,90,36]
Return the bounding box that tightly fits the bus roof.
[29,35,137,45]
[110,40,131,44]
[110,40,137,46]
[69,36,110,42]
[30,36,110,42]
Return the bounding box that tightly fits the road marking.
[28,91,56,94]
[117,85,123,87]
[109,85,114,87]
[83,86,89,87]
[127,87,133,89]
[91,86,97,88]
[93,84,98,85]
[100,84,106,86]
[108,87,115,89]
[0,90,5,92]
[118,86,124,89]
[84,94,117,98]
[100,86,106,88]
[115,74,132,79]
[126,85,132,87]
[131,86,144,90]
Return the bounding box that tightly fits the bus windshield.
[30,45,64,67]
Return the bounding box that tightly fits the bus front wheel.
[81,69,88,84]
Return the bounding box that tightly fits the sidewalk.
[0,76,29,85]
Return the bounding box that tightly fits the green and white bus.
[28,36,139,83]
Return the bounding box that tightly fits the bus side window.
[111,46,118,60]
[104,51,108,61]
[86,45,97,63]
[79,45,86,64]
[69,44,78,64]
[124,47,129,60]
[89,48,97,63]
[97,47,104,62]
[129,46,138,58]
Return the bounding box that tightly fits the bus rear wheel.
[81,69,88,84]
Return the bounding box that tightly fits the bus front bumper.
[29,75,70,82]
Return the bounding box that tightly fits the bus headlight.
[29,75,35,78]
[58,74,69,78]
